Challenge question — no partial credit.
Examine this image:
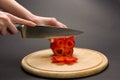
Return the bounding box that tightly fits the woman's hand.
[29,15,67,28]
[0,11,36,35]
[0,0,67,36]
[28,15,67,42]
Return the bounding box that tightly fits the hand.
[29,15,67,28]
[0,11,36,35]
[28,15,67,42]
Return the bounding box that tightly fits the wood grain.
[21,48,108,78]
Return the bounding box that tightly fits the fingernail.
[31,22,37,26]
[29,21,36,27]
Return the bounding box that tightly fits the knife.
[16,24,83,39]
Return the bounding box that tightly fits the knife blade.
[16,25,83,39]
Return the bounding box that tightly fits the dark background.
[0,0,120,80]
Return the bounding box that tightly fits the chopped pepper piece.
[50,36,78,64]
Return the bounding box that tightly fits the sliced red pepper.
[51,38,65,47]
[64,48,73,56]
[52,47,64,56]
[64,56,78,64]
[50,36,78,64]
[51,56,64,63]
[65,37,75,48]
[51,56,77,64]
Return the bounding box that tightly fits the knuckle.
[50,17,57,21]
[0,16,9,23]
[0,20,4,26]
[0,13,9,22]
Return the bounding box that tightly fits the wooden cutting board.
[21,48,108,78]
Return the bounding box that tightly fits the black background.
[0,0,120,80]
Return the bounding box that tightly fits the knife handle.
[5,24,23,34]
[15,24,24,38]
[15,24,23,31]
[0,24,22,32]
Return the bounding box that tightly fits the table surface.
[0,0,120,80]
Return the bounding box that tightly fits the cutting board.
[21,48,108,78]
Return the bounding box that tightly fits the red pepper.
[65,36,75,48]
[52,47,64,56]
[64,56,78,64]
[50,36,78,64]
[50,38,65,49]
[64,48,73,56]
[51,56,64,63]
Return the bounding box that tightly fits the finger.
[7,20,18,35]
[15,18,36,27]
[56,22,67,28]
[47,18,67,28]
[7,13,36,27]
[0,20,7,35]
[0,26,7,36]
